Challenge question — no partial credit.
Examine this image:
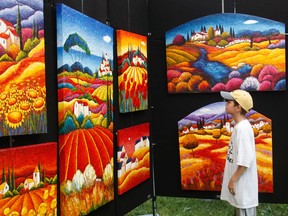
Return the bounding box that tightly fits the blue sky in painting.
[56,3,114,65]
[166,13,285,44]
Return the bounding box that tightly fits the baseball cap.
[220,89,253,112]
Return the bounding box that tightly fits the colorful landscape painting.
[166,13,286,93]
[117,123,150,195]
[178,102,273,193]
[57,4,114,215]
[0,142,57,215]
[117,30,148,113]
[0,0,47,136]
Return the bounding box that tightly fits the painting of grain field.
[178,102,273,193]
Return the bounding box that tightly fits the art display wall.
[149,0,288,205]
[0,0,151,215]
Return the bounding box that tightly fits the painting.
[56,4,114,215]
[0,142,57,215]
[117,123,150,195]
[178,102,273,193]
[166,13,286,93]
[0,0,47,136]
[117,30,148,113]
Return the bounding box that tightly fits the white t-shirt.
[220,119,258,209]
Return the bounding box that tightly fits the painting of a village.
[178,102,273,193]
[0,142,57,215]
[57,4,114,215]
[166,13,286,93]
[0,0,47,136]
[117,30,148,113]
[117,123,150,195]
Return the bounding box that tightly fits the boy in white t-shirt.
[220,90,258,216]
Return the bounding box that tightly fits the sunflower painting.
[117,30,148,113]
[166,13,286,93]
[56,4,114,215]
[178,102,273,193]
[0,0,47,137]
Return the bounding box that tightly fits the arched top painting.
[166,13,286,93]
[178,102,273,193]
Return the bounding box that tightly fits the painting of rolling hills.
[57,4,114,215]
[0,0,47,136]
[0,142,57,215]
[166,13,286,93]
[178,102,273,193]
[117,30,148,113]
[117,123,150,195]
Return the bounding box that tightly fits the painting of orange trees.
[166,13,285,93]
[57,4,114,215]
[0,0,47,136]
[178,102,273,192]
[117,30,148,113]
[117,123,150,195]
[0,142,57,215]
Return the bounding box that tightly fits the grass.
[125,196,288,216]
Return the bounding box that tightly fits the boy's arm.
[228,165,247,195]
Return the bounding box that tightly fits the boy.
[220,89,258,216]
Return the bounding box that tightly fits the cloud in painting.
[244,20,258,25]
[103,35,111,43]
[0,0,44,29]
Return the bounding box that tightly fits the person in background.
[220,89,258,216]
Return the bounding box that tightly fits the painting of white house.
[57,4,114,215]
[178,102,273,193]
[0,0,47,136]
[0,142,57,215]
[117,123,150,195]
[166,13,286,93]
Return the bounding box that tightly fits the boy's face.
[224,100,240,115]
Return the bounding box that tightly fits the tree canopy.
[64,33,91,55]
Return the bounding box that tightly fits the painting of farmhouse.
[56,4,114,215]
[166,13,286,93]
[178,102,273,193]
[117,123,150,195]
[0,142,57,215]
[0,0,47,136]
[117,30,148,113]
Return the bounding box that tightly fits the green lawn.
[125,196,288,216]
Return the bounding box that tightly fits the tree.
[253,128,259,137]
[262,29,280,45]
[64,33,91,63]
[221,32,230,40]
[7,167,11,189]
[181,134,199,157]
[172,34,186,46]
[262,123,272,137]
[15,50,27,61]
[2,167,6,183]
[11,167,15,191]
[207,27,215,41]
[212,129,221,144]
[16,4,23,50]
[237,30,261,48]
[0,54,13,62]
